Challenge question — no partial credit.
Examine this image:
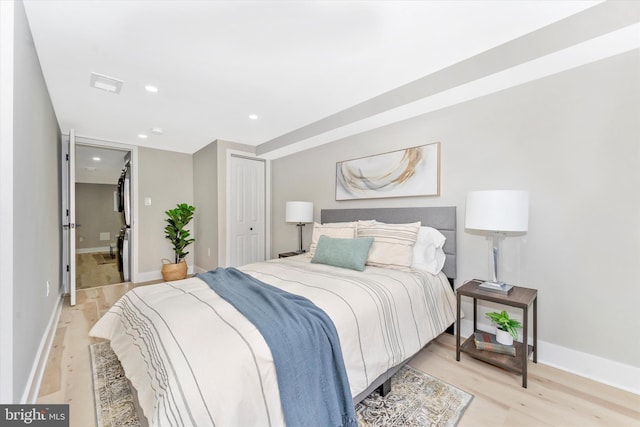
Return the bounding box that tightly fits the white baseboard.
[135,270,163,283]
[538,339,640,395]
[136,265,196,284]
[459,318,639,395]
[22,292,64,403]
[76,246,111,254]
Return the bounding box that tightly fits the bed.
[89,207,458,427]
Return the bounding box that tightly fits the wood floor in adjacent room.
[38,283,639,427]
[75,252,122,289]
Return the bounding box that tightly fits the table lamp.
[285,201,314,254]
[465,190,529,286]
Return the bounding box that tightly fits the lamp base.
[487,233,506,283]
[296,223,306,254]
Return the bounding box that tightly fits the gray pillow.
[311,235,374,271]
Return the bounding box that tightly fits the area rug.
[89,341,140,427]
[90,342,472,427]
[93,252,117,265]
[356,365,473,426]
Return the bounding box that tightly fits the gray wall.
[193,140,218,271]
[271,50,640,368]
[3,0,62,402]
[137,147,194,275]
[193,140,256,271]
[75,183,123,250]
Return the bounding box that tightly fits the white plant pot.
[496,328,513,346]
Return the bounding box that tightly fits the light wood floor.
[76,252,121,289]
[38,283,640,427]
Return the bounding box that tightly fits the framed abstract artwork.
[335,142,440,200]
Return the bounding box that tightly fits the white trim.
[21,294,64,403]
[136,271,163,283]
[459,318,640,395]
[0,0,15,403]
[76,246,112,254]
[260,23,640,160]
[225,150,271,266]
[69,129,76,305]
[136,265,195,284]
[72,134,137,152]
[69,135,139,283]
[265,158,272,261]
[131,147,139,283]
[539,339,640,396]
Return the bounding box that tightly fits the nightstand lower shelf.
[460,332,533,375]
[456,279,537,388]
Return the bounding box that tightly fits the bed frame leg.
[377,378,391,397]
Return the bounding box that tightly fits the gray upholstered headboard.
[320,207,457,280]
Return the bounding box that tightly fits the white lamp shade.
[465,190,529,232]
[285,201,314,223]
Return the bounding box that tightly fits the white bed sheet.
[89,256,457,426]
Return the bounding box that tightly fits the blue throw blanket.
[195,267,357,427]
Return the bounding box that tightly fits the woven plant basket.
[161,259,187,281]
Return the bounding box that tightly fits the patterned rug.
[356,365,473,426]
[89,342,140,427]
[90,342,472,427]
[93,252,117,265]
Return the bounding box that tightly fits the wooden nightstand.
[278,251,301,258]
[456,279,538,388]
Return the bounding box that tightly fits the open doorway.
[74,144,130,289]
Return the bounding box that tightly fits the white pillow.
[356,221,421,270]
[308,222,357,256]
[356,219,377,228]
[411,226,447,274]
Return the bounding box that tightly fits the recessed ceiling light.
[138,134,148,139]
[92,156,101,162]
[249,114,259,120]
[150,127,164,135]
[145,85,159,93]
[89,72,124,94]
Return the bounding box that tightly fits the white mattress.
[89,255,457,426]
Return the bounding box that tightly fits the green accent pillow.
[311,235,374,271]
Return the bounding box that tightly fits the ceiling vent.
[89,72,123,94]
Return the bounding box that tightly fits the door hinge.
[66,265,70,272]
[66,209,69,217]
[66,153,69,161]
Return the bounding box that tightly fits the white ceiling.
[22,0,631,158]
[75,144,128,184]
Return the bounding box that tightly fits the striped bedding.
[89,255,457,427]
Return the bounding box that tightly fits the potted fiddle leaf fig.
[161,203,195,281]
[486,310,522,346]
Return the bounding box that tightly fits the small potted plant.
[161,203,196,281]
[486,310,522,346]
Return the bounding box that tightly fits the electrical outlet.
[207,248,211,257]
[46,280,51,297]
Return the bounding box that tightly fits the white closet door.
[229,156,265,267]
